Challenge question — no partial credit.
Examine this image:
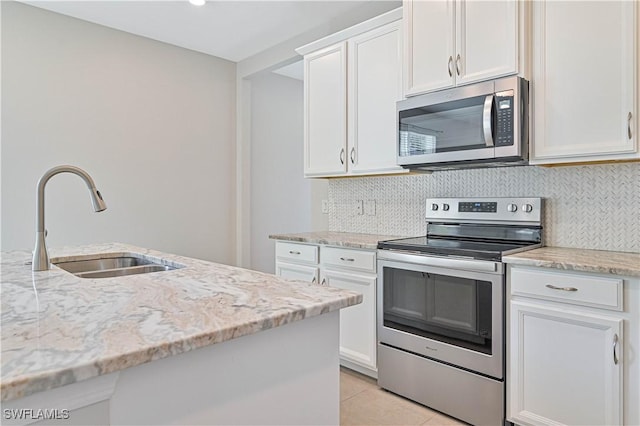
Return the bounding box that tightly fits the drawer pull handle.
[289,250,301,255]
[340,257,355,262]
[545,284,578,292]
[613,334,619,365]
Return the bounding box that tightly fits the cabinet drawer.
[510,267,623,311]
[275,242,318,264]
[322,247,376,273]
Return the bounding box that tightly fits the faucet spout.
[33,165,107,271]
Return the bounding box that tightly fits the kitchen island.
[1,243,362,425]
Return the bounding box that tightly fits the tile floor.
[340,367,467,426]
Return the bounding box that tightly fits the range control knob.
[442,203,450,211]
[431,203,439,211]
[507,203,518,212]
[522,204,534,213]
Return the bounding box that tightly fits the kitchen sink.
[53,254,184,279]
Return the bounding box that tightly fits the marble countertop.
[1,243,362,402]
[504,247,640,277]
[269,231,405,250]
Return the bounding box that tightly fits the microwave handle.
[483,94,494,147]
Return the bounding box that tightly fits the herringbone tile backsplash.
[327,163,640,253]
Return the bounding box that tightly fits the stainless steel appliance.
[377,197,543,426]
[397,76,529,170]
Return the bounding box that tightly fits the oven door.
[377,250,504,379]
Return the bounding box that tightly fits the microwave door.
[397,95,496,166]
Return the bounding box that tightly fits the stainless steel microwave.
[397,76,529,170]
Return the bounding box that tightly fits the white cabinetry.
[403,0,519,96]
[530,1,638,164]
[273,241,378,377]
[321,246,377,377]
[303,43,348,176]
[275,241,319,284]
[299,9,406,178]
[507,266,639,426]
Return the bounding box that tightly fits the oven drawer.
[322,247,376,273]
[510,267,623,311]
[275,242,319,264]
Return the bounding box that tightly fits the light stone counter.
[1,243,362,403]
[503,246,640,277]
[269,231,405,250]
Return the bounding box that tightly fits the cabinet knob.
[431,203,439,211]
[507,203,518,212]
[522,204,533,213]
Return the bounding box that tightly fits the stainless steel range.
[377,197,543,426]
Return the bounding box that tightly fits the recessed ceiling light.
[189,0,206,6]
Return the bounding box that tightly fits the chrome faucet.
[33,165,107,271]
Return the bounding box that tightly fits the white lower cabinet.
[322,267,377,376]
[507,266,639,426]
[275,262,319,284]
[510,301,622,425]
[274,241,378,377]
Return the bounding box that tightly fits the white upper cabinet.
[348,21,405,175]
[404,0,455,95]
[299,9,406,178]
[404,0,519,97]
[531,1,638,164]
[455,0,518,86]
[303,43,348,176]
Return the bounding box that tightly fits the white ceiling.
[23,0,399,62]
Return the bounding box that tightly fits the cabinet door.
[509,301,622,426]
[303,42,347,176]
[455,0,518,85]
[348,21,406,175]
[275,262,319,284]
[322,269,377,371]
[531,1,638,164]
[403,0,455,96]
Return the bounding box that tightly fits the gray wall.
[249,72,322,273]
[1,2,236,263]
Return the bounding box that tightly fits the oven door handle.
[483,94,494,147]
[378,251,498,273]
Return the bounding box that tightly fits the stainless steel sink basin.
[53,254,183,279]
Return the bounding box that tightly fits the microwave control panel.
[494,95,514,147]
